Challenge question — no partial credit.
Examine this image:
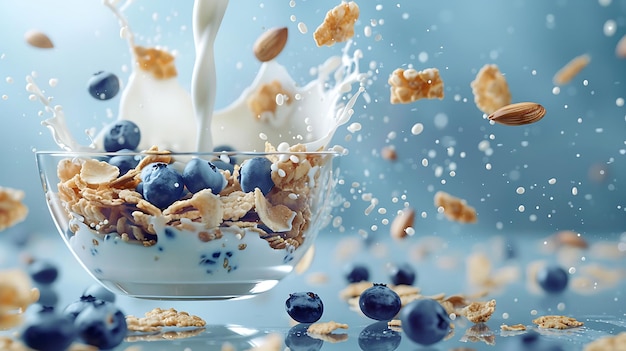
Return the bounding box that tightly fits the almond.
[24,30,54,49]
[488,102,546,126]
[253,27,288,62]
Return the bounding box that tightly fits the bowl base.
[98,279,280,300]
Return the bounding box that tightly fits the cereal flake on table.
[126,307,206,332]
[307,321,349,342]
[500,323,527,331]
[313,1,360,47]
[0,186,28,231]
[434,191,477,223]
[461,299,496,323]
[583,331,626,351]
[460,323,496,345]
[553,54,590,86]
[388,67,444,104]
[247,80,292,121]
[532,315,584,329]
[470,64,511,115]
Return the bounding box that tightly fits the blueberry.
[344,263,370,283]
[63,295,99,321]
[83,283,116,303]
[358,321,401,351]
[28,259,59,285]
[388,263,416,286]
[183,158,227,194]
[400,298,450,346]
[88,71,120,100]
[285,323,324,351]
[239,157,274,195]
[108,149,140,175]
[211,159,235,173]
[536,264,569,294]
[285,292,324,323]
[141,162,185,209]
[21,306,77,351]
[359,284,401,321]
[213,144,238,165]
[103,120,141,152]
[74,300,127,349]
[502,330,565,351]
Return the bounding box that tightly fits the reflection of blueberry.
[400,298,450,346]
[359,284,401,321]
[536,265,569,293]
[388,263,416,286]
[502,330,564,351]
[358,321,401,351]
[285,324,323,351]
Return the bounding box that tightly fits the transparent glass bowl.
[36,149,341,300]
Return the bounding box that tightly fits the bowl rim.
[34,149,345,157]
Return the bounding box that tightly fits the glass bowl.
[35,149,342,300]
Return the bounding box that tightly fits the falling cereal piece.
[470,64,512,114]
[389,68,444,104]
[434,191,477,223]
[553,54,591,85]
[616,35,626,58]
[24,30,54,49]
[253,27,288,62]
[313,1,360,47]
[390,207,415,239]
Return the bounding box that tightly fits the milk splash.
[28,1,366,153]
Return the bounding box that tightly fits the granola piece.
[307,321,349,335]
[126,307,206,332]
[254,188,296,232]
[134,46,177,79]
[553,54,590,86]
[389,68,444,104]
[461,299,496,323]
[313,1,359,47]
[470,64,511,114]
[500,323,527,331]
[247,81,292,121]
[584,332,626,351]
[0,187,28,231]
[390,207,415,240]
[532,315,583,329]
[434,191,477,223]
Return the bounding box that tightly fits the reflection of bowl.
[36,149,341,300]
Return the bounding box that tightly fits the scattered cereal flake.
[126,307,206,332]
[0,187,28,231]
[461,299,496,323]
[553,54,590,85]
[313,1,359,47]
[306,272,330,285]
[254,188,296,232]
[163,189,223,229]
[466,252,492,287]
[434,191,477,223]
[307,321,349,335]
[24,29,54,49]
[247,81,292,121]
[470,64,512,114]
[80,159,120,185]
[584,331,626,351]
[134,46,177,79]
[389,207,415,240]
[500,324,527,331]
[388,68,444,104]
[532,315,583,329]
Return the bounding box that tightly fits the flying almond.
[488,102,546,126]
[24,30,54,49]
[253,27,288,62]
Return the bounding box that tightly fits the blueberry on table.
[536,264,569,293]
[388,262,416,286]
[400,298,450,346]
[28,259,59,285]
[88,71,120,101]
[239,156,274,195]
[358,321,401,351]
[63,295,99,321]
[21,306,77,351]
[83,283,116,303]
[102,120,141,152]
[358,284,401,321]
[344,263,370,283]
[285,292,324,323]
[140,162,185,209]
[74,300,127,350]
[183,158,227,194]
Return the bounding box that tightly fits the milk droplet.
[516,187,525,195]
[297,22,308,34]
[411,123,424,135]
[548,178,557,185]
[604,19,617,37]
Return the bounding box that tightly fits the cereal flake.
[470,64,511,114]
[313,1,360,47]
[532,315,584,329]
[0,187,28,231]
[389,68,444,104]
[461,299,496,323]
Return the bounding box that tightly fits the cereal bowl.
[36,148,342,300]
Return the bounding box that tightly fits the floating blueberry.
[536,264,569,293]
[141,162,185,209]
[108,149,140,175]
[21,306,77,351]
[358,321,402,351]
[83,283,116,303]
[87,71,120,101]
[344,263,370,283]
[239,156,274,195]
[285,292,324,323]
[102,120,141,152]
[285,323,324,351]
[28,259,59,285]
[388,263,416,286]
[183,158,227,194]
[359,284,401,321]
[400,298,450,346]
[502,330,565,351]
[74,300,127,350]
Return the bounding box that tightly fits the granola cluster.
[0,270,40,330]
[134,46,178,80]
[0,186,28,231]
[388,68,444,104]
[56,144,327,251]
[470,64,512,115]
[126,307,206,333]
[313,1,360,47]
[247,80,293,121]
[434,191,477,223]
